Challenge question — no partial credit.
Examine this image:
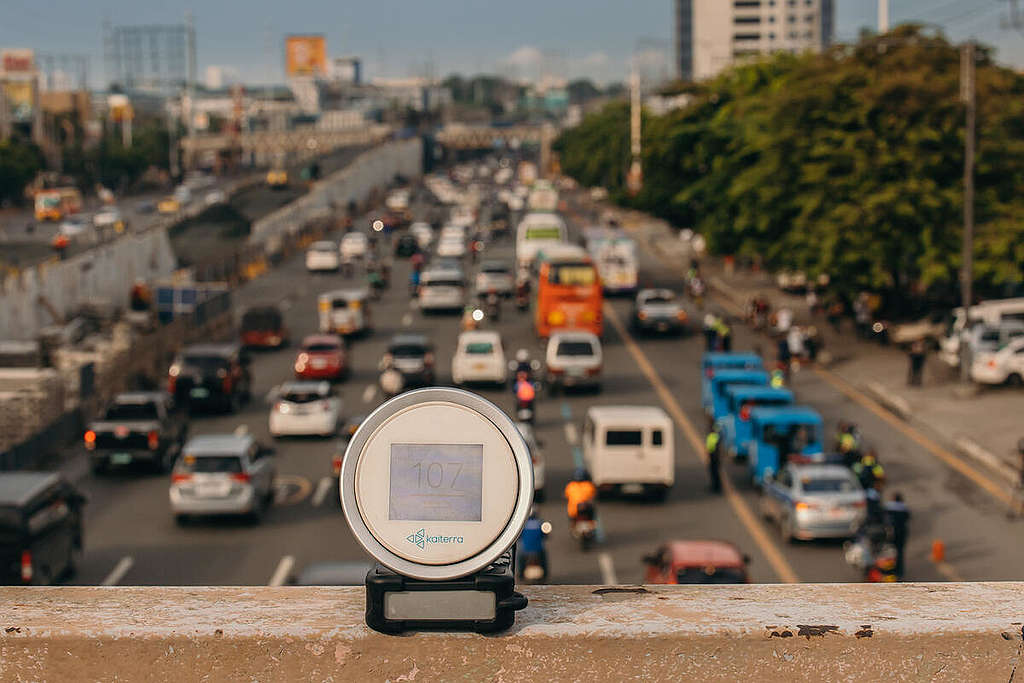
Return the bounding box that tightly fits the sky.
[1,0,1020,88]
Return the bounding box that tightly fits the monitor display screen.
[389,444,483,522]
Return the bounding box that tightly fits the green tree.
[0,139,44,204]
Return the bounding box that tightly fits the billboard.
[3,80,34,122]
[285,35,326,77]
[1,49,35,74]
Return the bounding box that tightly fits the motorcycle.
[483,292,501,322]
[520,552,547,583]
[378,358,404,397]
[515,290,530,312]
[570,500,597,552]
[843,526,898,583]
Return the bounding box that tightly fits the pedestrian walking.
[706,429,722,494]
[884,492,911,580]
[854,293,871,338]
[907,339,926,386]
[777,337,791,381]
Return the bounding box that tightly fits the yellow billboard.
[285,35,326,77]
[3,80,34,121]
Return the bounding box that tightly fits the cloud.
[501,45,543,69]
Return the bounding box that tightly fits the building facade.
[675,0,834,81]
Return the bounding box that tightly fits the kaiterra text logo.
[406,529,465,549]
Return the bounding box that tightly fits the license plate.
[829,507,845,518]
[657,322,669,331]
[197,483,230,497]
[568,367,585,377]
[190,387,210,399]
[110,453,133,465]
[621,483,644,494]
[473,363,486,370]
[311,358,327,369]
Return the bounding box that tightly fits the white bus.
[515,212,568,270]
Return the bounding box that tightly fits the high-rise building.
[675,0,834,81]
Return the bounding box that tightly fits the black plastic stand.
[364,549,528,634]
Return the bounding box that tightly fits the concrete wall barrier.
[1,583,1022,680]
[249,138,423,246]
[0,230,178,341]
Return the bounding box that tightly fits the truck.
[84,392,188,474]
[34,187,82,221]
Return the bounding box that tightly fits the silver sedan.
[760,464,866,542]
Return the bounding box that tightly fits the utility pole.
[878,0,890,33]
[626,58,643,196]
[960,41,976,382]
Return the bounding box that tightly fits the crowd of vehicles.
[5,158,932,589]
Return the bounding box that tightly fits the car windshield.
[182,355,229,372]
[330,298,351,309]
[105,402,159,420]
[313,243,336,252]
[644,294,674,304]
[482,265,509,274]
[282,390,325,403]
[605,430,642,446]
[465,342,494,354]
[241,310,281,330]
[550,263,596,286]
[525,227,562,240]
[391,345,427,357]
[425,279,464,288]
[556,341,594,356]
[304,343,340,353]
[676,567,746,584]
[179,456,242,474]
[801,478,857,493]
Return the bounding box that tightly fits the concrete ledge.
[955,437,1019,483]
[2,584,1023,680]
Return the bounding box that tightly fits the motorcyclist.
[516,510,550,581]
[564,468,597,525]
[852,450,885,491]
[513,349,533,378]
[836,421,862,467]
[408,268,421,298]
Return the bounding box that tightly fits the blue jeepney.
[748,406,825,485]
[701,353,763,414]
[715,385,795,460]
[705,369,769,423]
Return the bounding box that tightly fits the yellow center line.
[812,366,1013,506]
[603,302,801,584]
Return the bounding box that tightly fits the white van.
[582,406,674,499]
[939,298,1024,366]
[515,212,568,269]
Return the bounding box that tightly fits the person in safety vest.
[706,429,722,493]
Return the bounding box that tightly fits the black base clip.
[364,550,527,634]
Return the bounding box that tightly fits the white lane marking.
[564,422,579,446]
[362,384,377,403]
[268,555,295,587]
[598,552,618,586]
[402,312,413,326]
[312,476,333,507]
[233,425,249,437]
[101,556,134,586]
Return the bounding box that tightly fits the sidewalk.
[612,207,1024,485]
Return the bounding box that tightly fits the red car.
[240,305,289,349]
[643,540,750,584]
[294,335,349,381]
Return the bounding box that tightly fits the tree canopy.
[554,26,1024,304]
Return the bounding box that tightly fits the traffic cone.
[930,539,945,564]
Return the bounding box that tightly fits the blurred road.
[56,184,1024,588]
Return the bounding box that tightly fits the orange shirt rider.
[564,479,597,520]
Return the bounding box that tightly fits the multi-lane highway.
[60,183,1024,588]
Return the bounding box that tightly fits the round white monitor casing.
[340,388,533,581]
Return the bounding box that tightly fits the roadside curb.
[861,381,913,421]
[954,437,1019,484]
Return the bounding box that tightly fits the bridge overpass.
[434,123,557,171]
[180,125,393,170]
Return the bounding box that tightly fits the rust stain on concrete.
[796,625,839,639]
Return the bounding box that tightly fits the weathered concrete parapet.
[2,583,1022,680]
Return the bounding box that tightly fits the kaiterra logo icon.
[407,528,426,549]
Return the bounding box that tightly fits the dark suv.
[168,343,252,413]
[382,334,435,388]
